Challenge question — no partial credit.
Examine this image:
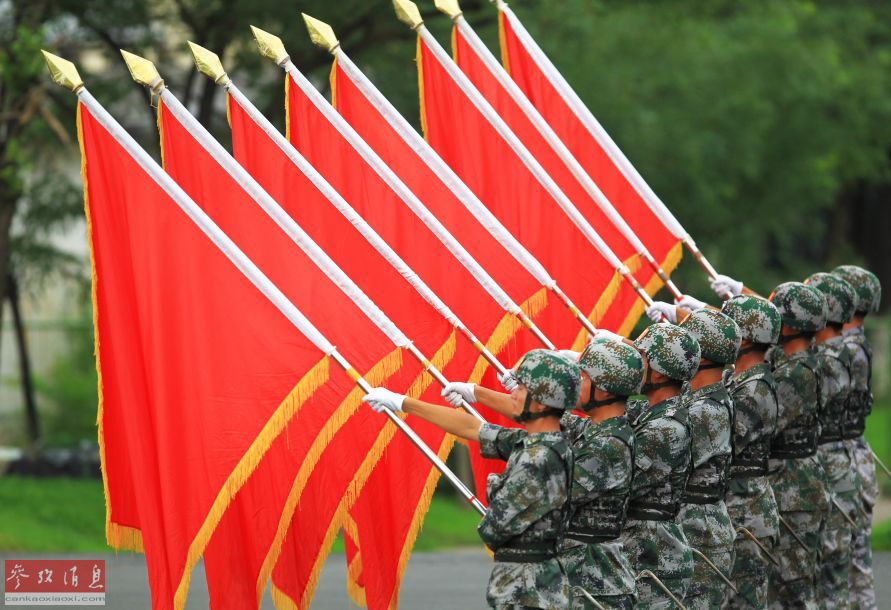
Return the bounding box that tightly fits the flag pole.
[491,0,723,285]
[42,49,485,516]
[302,14,601,338]
[187,42,511,391]
[437,0,684,301]
[250,26,557,350]
[391,0,662,315]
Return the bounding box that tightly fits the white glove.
[441,381,476,407]
[498,370,519,392]
[645,301,677,324]
[710,274,743,298]
[361,387,406,413]
[677,294,707,311]
[588,328,626,344]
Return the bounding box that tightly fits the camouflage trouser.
[560,540,637,610]
[768,457,829,610]
[677,501,736,610]
[723,476,780,609]
[621,519,693,610]
[848,437,877,610]
[817,442,857,609]
[486,559,570,609]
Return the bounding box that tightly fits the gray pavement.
[3,549,891,608]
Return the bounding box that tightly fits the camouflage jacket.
[842,326,873,437]
[768,346,820,460]
[814,335,853,442]
[482,413,634,543]
[682,376,734,504]
[626,395,692,521]
[478,423,573,608]
[727,362,778,479]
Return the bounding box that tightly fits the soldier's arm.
[402,397,483,442]
[479,423,526,461]
[477,445,564,548]
[473,385,515,419]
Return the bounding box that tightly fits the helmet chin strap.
[697,362,725,371]
[514,392,563,423]
[640,366,676,393]
[779,330,812,343]
[580,388,624,412]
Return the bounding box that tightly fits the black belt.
[627,503,677,522]
[682,495,721,505]
[493,541,558,563]
[564,528,620,544]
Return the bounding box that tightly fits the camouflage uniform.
[834,264,881,610]
[842,325,877,610]
[483,413,637,610]
[767,346,829,610]
[722,362,781,609]
[479,424,574,609]
[476,349,580,609]
[621,395,694,609]
[814,335,856,608]
[677,376,736,610]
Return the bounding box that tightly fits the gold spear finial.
[302,14,340,54]
[187,41,229,85]
[250,26,289,65]
[392,0,424,29]
[120,50,164,91]
[434,0,463,19]
[41,50,84,92]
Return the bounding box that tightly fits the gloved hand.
[441,381,476,407]
[677,294,707,311]
[498,370,519,392]
[645,301,677,324]
[710,274,743,298]
[588,328,626,344]
[361,387,406,413]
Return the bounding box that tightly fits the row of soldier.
[360,263,882,609]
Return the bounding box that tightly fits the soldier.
[442,338,640,609]
[765,282,831,609]
[804,272,859,608]
[673,309,739,609]
[362,349,577,610]
[834,264,882,609]
[720,295,782,609]
[622,323,697,609]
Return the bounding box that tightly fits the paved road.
[3,549,891,608]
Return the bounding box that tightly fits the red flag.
[284,68,553,609]
[497,11,682,286]
[183,89,476,609]
[156,98,466,610]
[417,35,645,342]
[77,101,376,610]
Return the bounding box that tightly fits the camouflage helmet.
[634,323,701,382]
[680,309,741,365]
[514,349,581,411]
[578,337,644,396]
[721,294,782,345]
[769,282,828,332]
[832,265,881,314]
[805,272,856,325]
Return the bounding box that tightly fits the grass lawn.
[0,475,482,554]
